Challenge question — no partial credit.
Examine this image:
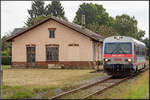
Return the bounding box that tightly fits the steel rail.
[49,65,149,99]
[83,66,149,99]
[49,76,111,99]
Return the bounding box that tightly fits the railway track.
[49,66,149,99]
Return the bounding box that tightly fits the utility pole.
[0,1,2,98]
[0,44,1,96]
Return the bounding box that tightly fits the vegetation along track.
[49,65,149,99]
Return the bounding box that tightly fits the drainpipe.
[96,43,101,72]
[98,43,100,61]
[101,43,103,61]
[0,28,2,99]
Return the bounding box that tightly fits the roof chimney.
[82,15,85,29]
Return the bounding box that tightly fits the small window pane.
[49,30,55,38]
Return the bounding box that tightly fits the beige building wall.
[12,20,94,62]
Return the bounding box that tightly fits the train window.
[141,48,143,56]
[144,49,146,55]
[139,47,141,56]
[104,42,132,54]
[136,47,138,55]
[141,48,145,56]
[139,47,145,56]
[136,46,139,56]
[142,48,143,56]
[140,47,142,56]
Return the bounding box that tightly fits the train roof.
[104,36,145,46]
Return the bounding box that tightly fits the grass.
[2,68,103,99]
[10,91,33,99]
[3,69,102,86]
[1,61,149,99]
[91,70,149,99]
[124,71,149,99]
[1,65,11,69]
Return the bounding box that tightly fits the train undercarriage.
[103,64,145,77]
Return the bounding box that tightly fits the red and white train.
[103,36,146,76]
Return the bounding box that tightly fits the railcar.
[103,36,146,76]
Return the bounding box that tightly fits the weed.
[10,91,34,99]
[33,88,42,93]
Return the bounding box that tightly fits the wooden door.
[26,46,35,66]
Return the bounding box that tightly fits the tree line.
[1,0,149,62]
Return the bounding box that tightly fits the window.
[136,46,146,56]
[141,47,145,56]
[104,42,132,54]
[48,28,56,38]
[46,46,59,61]
[68,44,79,46]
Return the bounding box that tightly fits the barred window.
[46,46,59,61]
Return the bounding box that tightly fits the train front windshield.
[104,42,132,54]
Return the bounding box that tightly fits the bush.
[2,51,8,56]
[146,56,149,60]
[2,56,11,65]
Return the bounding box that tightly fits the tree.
[135,29,145,41]
[1,34,12,56]
[113,14,145,40]
[142,38,150,59]
[73,3,116,37]
[113,14,137,37]
[1,33,12,65]
[25,0,46,26]
[87,24,118,38]
[25,1,67,27]
[45,1,67,21]
[98,25,118,38]
[28,0,45,18]
[26,15,50,27]
[73,3,114,27]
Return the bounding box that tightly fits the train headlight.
[104,58,110,62]
[116,36,120,40]
[105,59,108,62]
[127,59,132,62]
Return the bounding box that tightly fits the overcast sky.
[1,1,149,38]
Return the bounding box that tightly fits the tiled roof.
[6,16,104,42]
